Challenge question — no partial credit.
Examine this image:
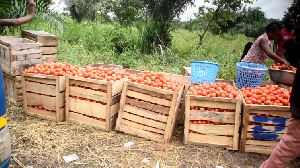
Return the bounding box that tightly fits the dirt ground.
[5,101,300,168]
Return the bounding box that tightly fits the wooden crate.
[184,80,242,150]
[2,73,23,106]
[65,76,125,131]
[240,82,291,154]
[21,30,59,63]
[0,38,43,76]
[22,73,65,122]
[181,66,191,76]
[115,81,184,143]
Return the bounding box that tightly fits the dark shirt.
[290,60,300,118]
[282,38,300,68]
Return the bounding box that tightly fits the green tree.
[64,0,99,22]
[198,0,253,46]
[283,0,300,24]
[140,0,195,52]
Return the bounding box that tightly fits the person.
[279,23,300,68]
[241,22,290,66]
[240,32,263,62]
[273,18,295,57]
[259,60,300,168]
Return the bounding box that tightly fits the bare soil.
[5,101,300,168]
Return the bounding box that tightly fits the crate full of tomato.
[115,71,184,143]
[240,82,291,154]
[184,81,242,150]
[22,62,73,122]
[65,65,131,131]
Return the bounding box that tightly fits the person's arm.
[273,38,278,53]
[260,38,290,68]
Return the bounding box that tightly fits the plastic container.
[0,125,11,168]
[0,65,6,117]
[236,62,268,89]
[190,61,220,84]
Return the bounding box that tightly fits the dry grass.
[5,100,300,168]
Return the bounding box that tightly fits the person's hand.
[282,60,290,70]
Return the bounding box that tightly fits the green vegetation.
[7,15,277,81]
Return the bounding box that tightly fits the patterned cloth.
[241,33,272,65]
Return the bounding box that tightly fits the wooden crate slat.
[119,124,164,142]
[111,78,126,96]
[189,110,236,124]
[121,111,166,130]
[69,97,106,119]
[247,125,287,133]
[244,145,274,155]
[128,81,174,97]
[126,85,173,100]
[189,95,238,103]
[68,112,106,129]
[25,107,64,122]
[41,46,57,55]
[26,93,57,110]
[125,97,170,115]
[21,30,59,46]
[190,124,234,136]
[41,54,57,63]
[190,99,236,109]
[248,110,290,118]
[24,80,56,96]
[245,140,279,148]
[68,75,109,85]
[126,89,172,107]
[110,103,120,118]
[124,104,168,123]
[246,132,283,141]
[69,78,107,91]
[248,104,290,111]
[122,119,165,135]
[249,115,289,126]
[69,86,107,103]
[23,75,56,84]
[188,133,233,147]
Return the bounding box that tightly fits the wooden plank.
[128,81,174,97]
[190,111,236,124]
[65,75,71,121]
[122,119,165,135]
[121,112,166,130]
[69,78,107,91]
[246,132,283,141]
[111,93,121,106]
[181,66,191,76]
[125,97,170,115]
[245,140,279,148]
[25,107,57,121]
[26,93,56,111]
[24,80,56,96]
[126,89,172,107]
[247,125,287,133]
[184,96,191,144]
[41,54,57,63]
[57,76,66,92]
[10,50,43,61]
[111,78,125,96]
[188,133,233,147]
[248,110,290,118]
[190,124,234,136]
[246,103,290,111]
[241,105,250,152]
[249,115,289,126]
[0,44,10,61]
[232,99,242,150]
[105,82,112,131]
[124,104,168,123]
[69,86,107,103]
[89,63,123,70]
[68,112,106,129]
[21,30,59,46]
[244,145,273,155]
[110,103,120,118]
[162,72,191,85]
[41,46,57,55]
[164,91,180,142]
[68,75,108,85]
[119,124,164,142]
[190,99,236,109]
[127,84,173,100]
[23,73,57,84]
[115,81,128,131]
[69,97,107,119]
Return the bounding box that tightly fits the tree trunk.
[198,3,223,46]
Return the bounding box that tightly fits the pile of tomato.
[241,85,291,106]
[269,63,297,72]
[187,82,240,99]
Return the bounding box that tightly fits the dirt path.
[5,101,300,168]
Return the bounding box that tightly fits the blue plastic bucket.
[0,65,6,117]
[236,62,268,89]
[190,61,220,84]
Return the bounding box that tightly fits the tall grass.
[4,15,276,81]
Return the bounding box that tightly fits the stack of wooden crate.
[22,30,59,63]
[0,37,43,106]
